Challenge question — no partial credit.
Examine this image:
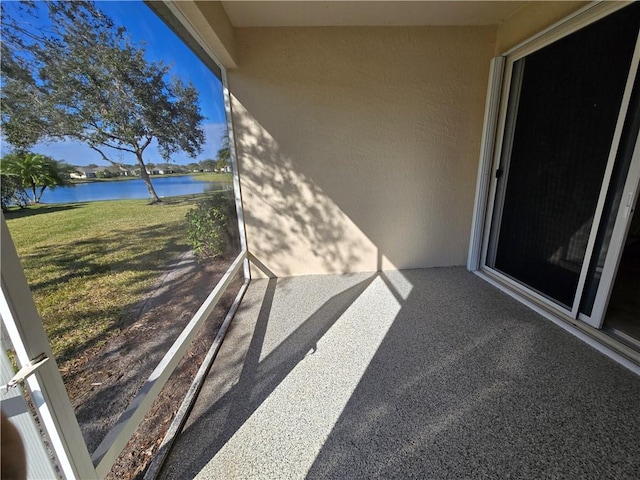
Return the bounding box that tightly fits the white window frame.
[0,3,250,477]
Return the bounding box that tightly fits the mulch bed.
[58,252,243,479]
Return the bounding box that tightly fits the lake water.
[39,176,230,204]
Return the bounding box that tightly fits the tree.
[199,159,217,172]
[216,134,231,172]
[185,193,232,262]
[1,1,205,203]
[1,152,71,203]
[0,171,29,211]
[55,160,78,179]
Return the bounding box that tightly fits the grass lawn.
[190,172,233,182]
[4,196,204,365]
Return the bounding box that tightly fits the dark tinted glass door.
[486,4,640,308]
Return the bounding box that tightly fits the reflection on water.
[40,176,231,204]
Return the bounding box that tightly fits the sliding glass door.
[483,3,640,325]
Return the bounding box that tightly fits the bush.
[1,173,30,211]
[185,193,232,262]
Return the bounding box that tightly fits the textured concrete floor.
[159,268,640,479]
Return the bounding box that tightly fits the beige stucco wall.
[228,26,496,277]
[495,1,590,54]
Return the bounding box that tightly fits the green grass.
[192,172,233,182]
[4,196,204,365]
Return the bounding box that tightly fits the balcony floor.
[159,267,640,479]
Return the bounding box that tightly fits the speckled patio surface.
[159,267,640,479]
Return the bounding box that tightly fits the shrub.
[185,193,232,261]
[1,173,30,211]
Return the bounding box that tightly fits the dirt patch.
[59,250,243,479]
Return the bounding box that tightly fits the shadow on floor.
[160,268,640,479]
[159,273,377,478]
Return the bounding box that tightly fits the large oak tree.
[1,1,205,203]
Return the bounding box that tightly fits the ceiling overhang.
[165,1,528,69]
[221,1,525,27]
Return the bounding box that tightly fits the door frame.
[468,1,640,329]
[586,133,640,327]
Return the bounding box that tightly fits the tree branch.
[86,120,133,145]
[80,132,137,154]
[100,141,137,154]
[140,135,153,152]
[87,145,128,170]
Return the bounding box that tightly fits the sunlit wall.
[229,26,495,276]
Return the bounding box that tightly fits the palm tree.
[215,134,231,171]
[1,152,71,203]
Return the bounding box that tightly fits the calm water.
[40,176,230,204]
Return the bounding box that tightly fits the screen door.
[485,4,640,311]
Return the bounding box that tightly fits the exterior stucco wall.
[495,1,590,54]
[228,26,496,277]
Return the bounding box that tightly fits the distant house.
[152,164,187,175]
[70,167,100,179]
[70,166,137,178]
[106,165,133,177]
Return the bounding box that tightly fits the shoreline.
[71,172,232,184]
[4,175,233,210]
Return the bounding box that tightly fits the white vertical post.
[468,56,505,271]
[222,68,251,280]
[0,215,97,479]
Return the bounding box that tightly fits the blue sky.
[2,0,227,166]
